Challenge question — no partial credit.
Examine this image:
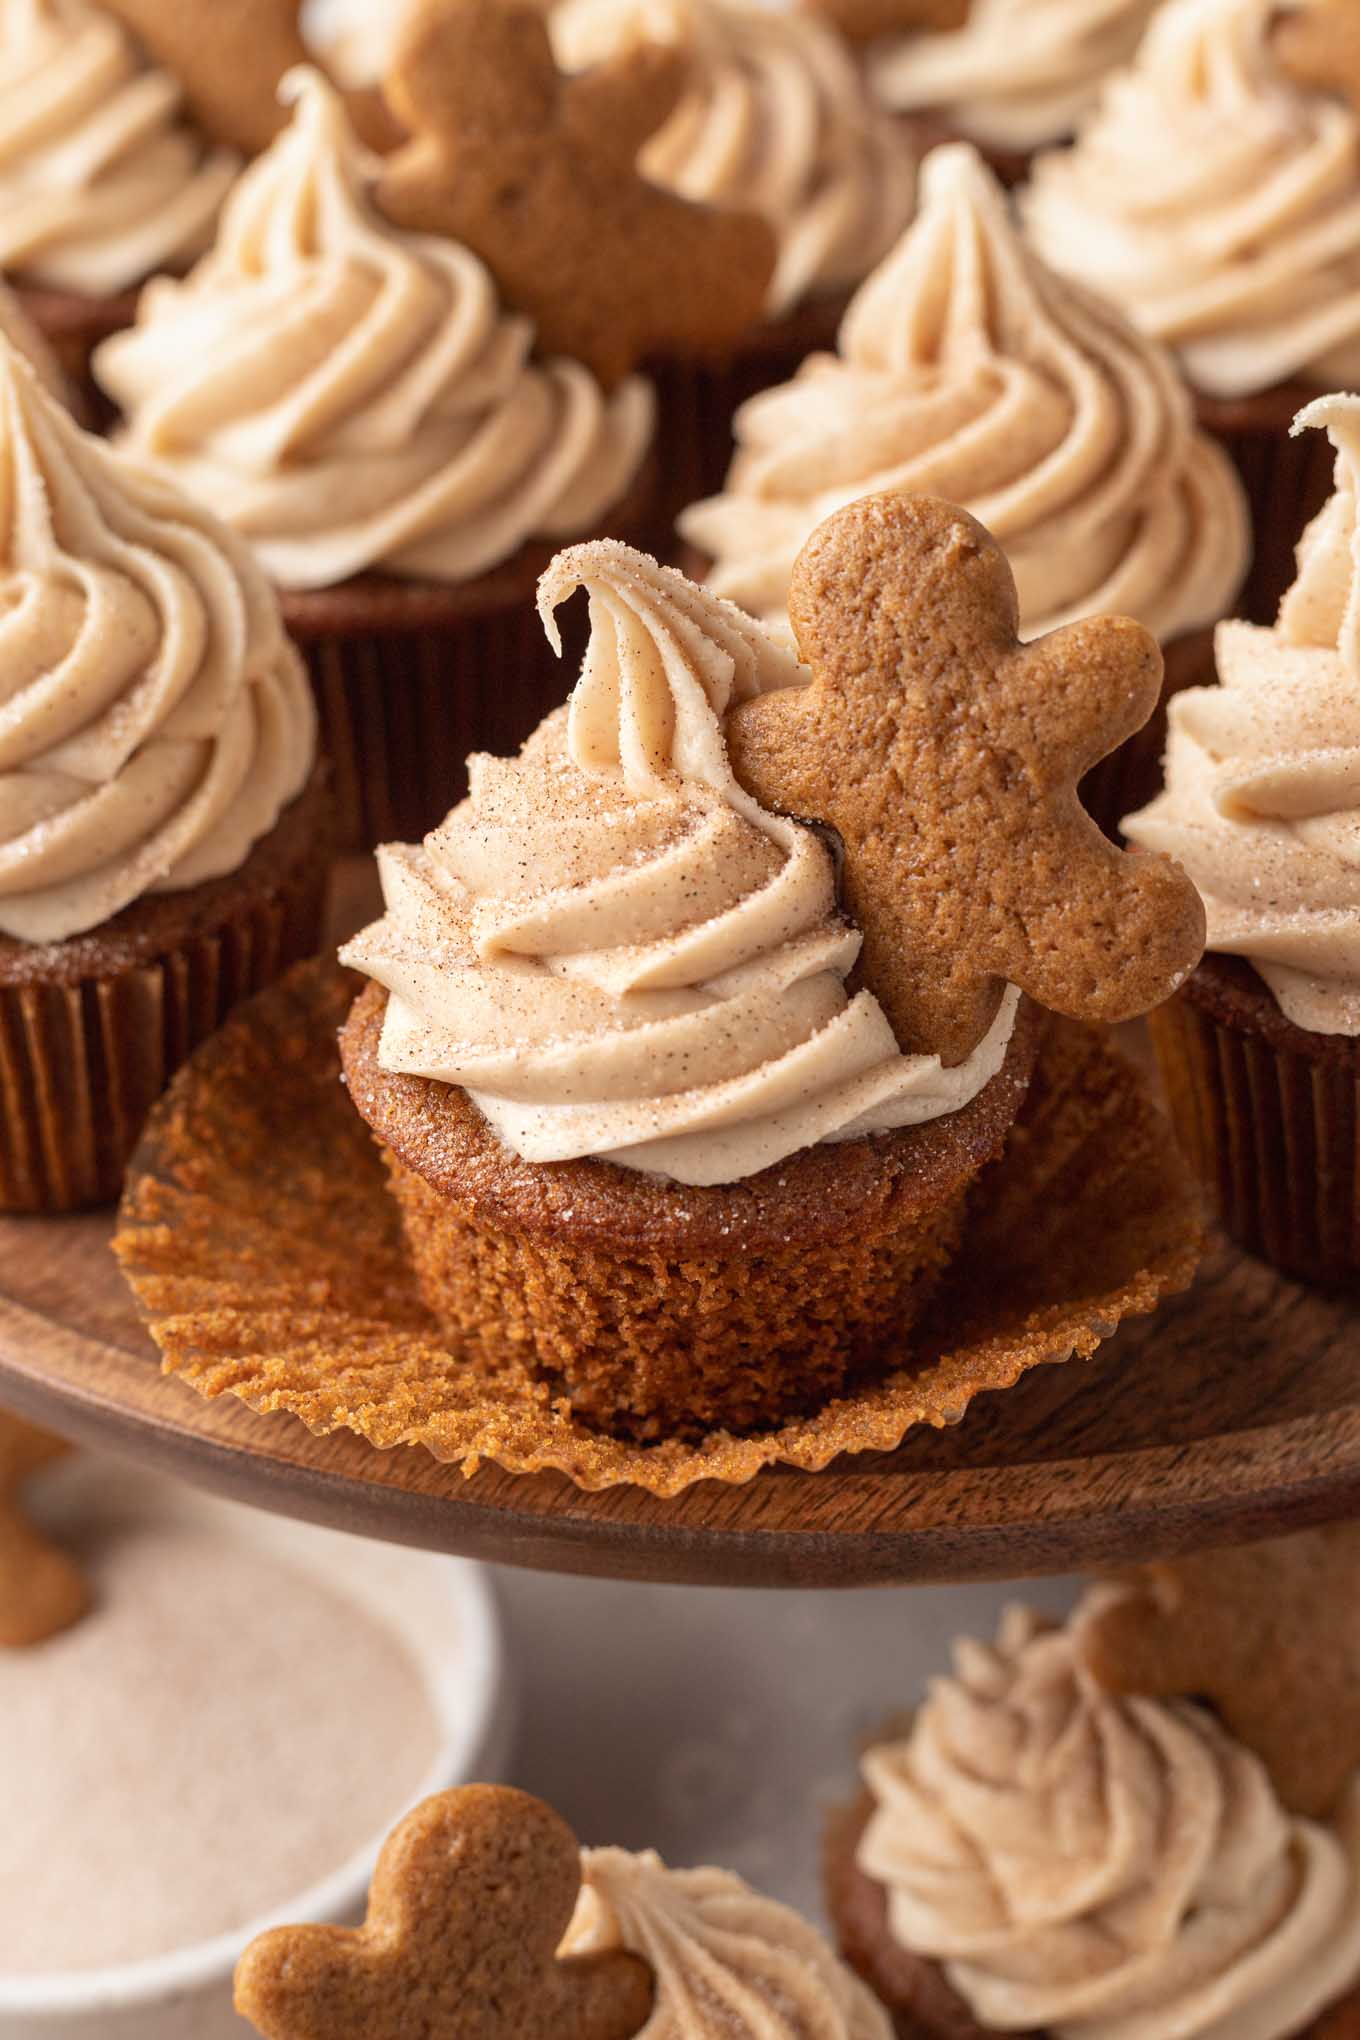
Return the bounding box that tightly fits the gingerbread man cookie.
[0,1409,88,1649]
[814,0,970,50]
[725,493,1205,1064]
[375,0,777,386]
[1077,1528,1360,1820]
[1274,0,1360,110]
[99,0,401,154]
[235,1786,655,2040]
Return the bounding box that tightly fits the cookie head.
[234,1785,655,2040]
[1273,1,1360,110]
[375,0,777,386]
[725,492,1205,1064]
[0,1409,88,1650]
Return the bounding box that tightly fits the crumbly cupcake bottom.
[0,764,333,1213]
[340,981,1041,1441]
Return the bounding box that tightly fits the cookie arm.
[564,44,690,167]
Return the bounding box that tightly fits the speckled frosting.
[340,540,1019,1188]
[95,70,654,591]
[549,0,916,318]
[858,1597,1360,2040]
[681,143,1248,646]
[1024,0,1360,401]
[0,0,236,296]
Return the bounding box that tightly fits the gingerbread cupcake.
[0,338,327,1213]
[855,0,1159,186]
[1124,393,1360,1287]
[681,143,1250,831]
[337,489,1202,1441]
[827,1550,1360,2040]
[1024,0,1360,624]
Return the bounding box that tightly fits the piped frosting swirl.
[95,70,654,591]
[0,0,237,297]
[1125,394,1360,1035]
[340,541,1018,1188]
[549,0,917,318]
[857,1598,1360,2040]
[680,143,1248,646]
[1023,0,1360,401]
[0,343,315,945]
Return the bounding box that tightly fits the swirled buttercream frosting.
[869,0,1158,153]
[565,1845,892,2039]
[681,143,1248,646]
[548,0,916,318]
[340,541,1019,1188]
[0,281,66,396]
[0,343,316,944]
[0,0,237,297]
[1023,0,1360,401]
[1125,394,1360,1035]
[95,70,655,591]
[857,1597,1360,2040]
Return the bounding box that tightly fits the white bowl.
[0,1466,509,2040]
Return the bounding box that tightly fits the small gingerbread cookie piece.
[1076,1527,1360,1820]
[0,1409,88,1650]
[812,0,970,50]
[725,492,1205,1065]
[1273,0,1360,111]
[99,0,401,154]
[375,0,777,387]
[234,1785,655,2040]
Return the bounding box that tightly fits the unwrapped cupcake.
[0,336,327,1213]
[681,141,1250,830]
[1124,392,1360,1288]
[1024,0,1360,621]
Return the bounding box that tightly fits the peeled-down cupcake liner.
[1079,623,1216,839]
[113,961,1204,1496]
[0,821,329,1214]
[1150,975,1360,1290]
[1196,385,1336,629]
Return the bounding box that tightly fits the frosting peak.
[1023,0,1360,400]
[1125,394,1360,1035]
[340,540,1019,1187]
[94,70,654,591]
[858,1598,1360,2040]
[566,1846,892,2038]
[0,342,315,943]
[681,142,1248,647]
[548,0,916,317]
[0,0,237,296]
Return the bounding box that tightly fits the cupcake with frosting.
[96,69,658,850]
[862,0,1159,185]
[681,143,1250,829]
[1124,392,1360,1286]
[0,276,74,401]
[0,337,326,1213]
[1024,0,1360,622]
[826,1594,1360,2039]
[0,0,239,382]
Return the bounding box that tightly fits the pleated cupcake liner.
[1196,386,1336,627]
[0,834,328,1216]
[1079,623,1216,839]
[1149,985,1360,1289]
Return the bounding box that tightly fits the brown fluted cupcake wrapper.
[1079,623,1216,840]
[0,785,330,1215]
[1196,385,1336,628]
[1149,984,1360,1288]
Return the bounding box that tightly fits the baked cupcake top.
[339,539,1020,1187]
[1125,393,1360,1036]
[0,0,238,298]
[0,339,315,944]
[1023,0,1360,401]
[680,143,1248,646]
[565,1846,892,2038]
[867,0,1158,151]
[94,70,655,591]
[857,1596,1360,2039]
[547,0,917,319]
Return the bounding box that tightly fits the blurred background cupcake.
[1124,394,1360,1289]
[1024,0,1360,624]
[681,143,1251,832]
